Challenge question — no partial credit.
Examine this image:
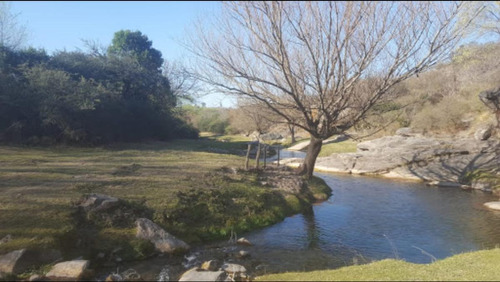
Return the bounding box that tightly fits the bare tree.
[229,99,273,138]
[163,60,200,104]
[0,1,27,49]
[460,1,499,38]
[187,1,480,179]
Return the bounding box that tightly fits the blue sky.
[11,1,235,107]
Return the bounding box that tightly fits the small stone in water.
[236,237,253,246]
[237,250,250,258]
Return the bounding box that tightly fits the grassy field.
[0,138,245,253]
[0,134,332,265]
[257,248,500,281]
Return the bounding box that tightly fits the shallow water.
[243,171,500,274]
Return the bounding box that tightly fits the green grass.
[0,135,321,262]
[257,248,500,281]
[318,140,358,157]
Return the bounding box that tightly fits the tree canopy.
[108,29,164,71]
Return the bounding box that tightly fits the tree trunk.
[299,136,323,179]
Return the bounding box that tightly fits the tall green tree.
[107,30,163,71]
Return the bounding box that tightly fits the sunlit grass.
[257,248,500,281]
[0,138,255,254]
[0,135,329,257]
[318,140,358,157]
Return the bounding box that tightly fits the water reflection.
[303,210,319,249]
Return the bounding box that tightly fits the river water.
[114,150,500,280]
[235,149,500,273]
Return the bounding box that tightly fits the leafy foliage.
[0,31,198,144]
[108,30,163,71]
[181,105,230,134]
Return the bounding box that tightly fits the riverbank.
[257,247,500,281]
[0,137,331,280]
[281,134,500,195]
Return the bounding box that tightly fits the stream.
[108,150,500,280]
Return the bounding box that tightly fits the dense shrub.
[0,31,198,144]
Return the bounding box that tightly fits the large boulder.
[45,260,90,280]
[0,249,61,275]
[0,249,27,274]
[135,218,189,254]
[178,268,226,282]
[221,263,249,280]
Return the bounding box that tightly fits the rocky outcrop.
[284,135,499,190]
[45,260,90,280]
[135,218,190,254]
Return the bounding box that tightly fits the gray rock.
[135,218,190,253]
[0,249,27,274]
[28,274,43,281]
[178,267,226,281]
[471,181,494,191]
[313,135,500,185]
[45,259,89,280]
[479,87,500,112]
[261,132,283,141]
[221,263,247,274]
[237,250,250,259]
[0,248,62,275]
[79,193,119,212]
[474,125,493,141]
[484,201,500,211]
[236,237,253,246]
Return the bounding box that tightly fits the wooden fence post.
[245,143,252,170]
[255,142,261,169]
[277,146,280,167]
[263,144,267,169]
